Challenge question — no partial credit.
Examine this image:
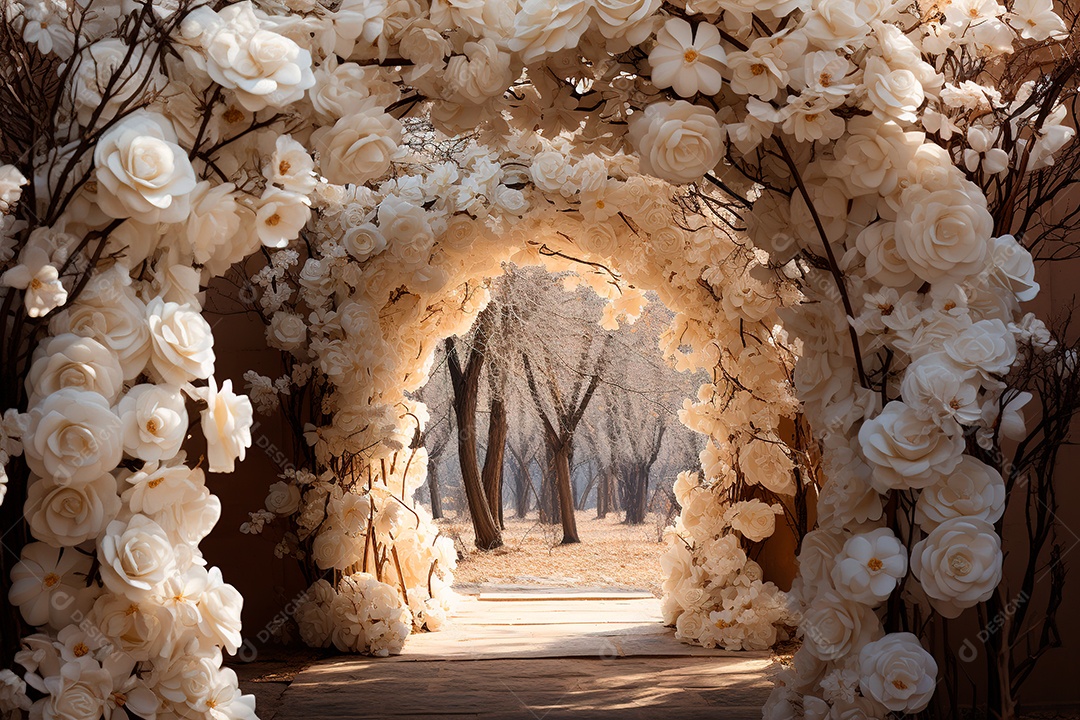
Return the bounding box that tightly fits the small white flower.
[1,245,67,318]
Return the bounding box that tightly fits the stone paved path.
[246,588,778,720]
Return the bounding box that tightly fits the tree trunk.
[597,467,610,519]
[554,442,579,544]
[624,464,649,524]
[539,437,560,524]
[446,333,502,550]
[482,395,508,529]
[510,445,531,518]
[428,460,443,519]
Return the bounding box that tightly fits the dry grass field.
[438,510,668,596]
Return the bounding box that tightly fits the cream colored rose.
[98,514,177,599]
[267,311,307,352]
[191,378,252,474]
[894,184,994,283]
[858,633,937,712]
[117,384,188,462]
[184,181,259,278]
[25,472,120,548]
[314,109,402,186]
[855,221,918,288]
[33,655,112,720]
[296,580,336,648]
[858,401,965,492]
[915,456,1005,530]
[187,1,315,112]
[146,297,215,385]
[198,566,243,654]
[27,334,124,406]
[72,39,154,126]
[910,516,1002,618]
[49,269,151,380]
[93,111,195,224]
[727,499,782,542]
[739,440,795,495]
[265,480,301,515]
[801,591,883,661]
[942,318,1017,377]
[629,100,724,185]
[90,592,170,661]
[24,389,122,485]
[508,0,591,64]
[445,39,514,105]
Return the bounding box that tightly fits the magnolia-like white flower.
[265,135,317,195]
[649,19,726,98]
[25,471,121,548]
[98,514,177,600]
[184,1,315,111]
[9,543,94,627]
[900,353,981,426]
[858,401,965,492]
[831,528,907,606]
[629,101,723,185]
[27,334,124,406]
[93,111,196,224]
[801,591,883,661]
[117,384,188,462]
[893,184,994,283]
[191,378,253,473]
[0,245,67,318]
[146,297,215,385]
[915,455,1006,530]
[255,188,311,249]
[858,633,937,712]
[314,109,402,186]
[24,388,122,485]
[1008,0,1067,40]
[911,516,1003,617]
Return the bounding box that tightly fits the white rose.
[592,0,662,42]
[862,56,924,123]
[24,389,122,485]
[191,378,253,474]
[801,591,883,661]
[72,39,154,126]
[265,480,301,515]
[187,1,315,112]
[727,499,782,542]
[0,163,28,213]
[915,455,1005,530]
[90,592,171,661]
[831,528,907,606]
[27,334,124,406]
[988,234,1039,302]
[184,181,259,278]
[296,580,336,648]
[942,318,1017,377]
[34,658,112,720]
[98,514,177,599]
[378,195,434,266]
[310,60,383,122]
[117,384,188,462]
[146,297,216,385]
[858,633,937,712]
[268,311,307,351]
[445,39,515,104]
[739,440,795,495]
[25,472,121,548]
[508,0,591,64]
[93,111,196,224]
[910,516,1002,618]
[629,100,724,185]
[49,270,151,380]
[314,109,401,186]
[894,183,993,283]
[858,401,965,492]
[343,222,387,261]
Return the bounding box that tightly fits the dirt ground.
[438,510,668,596]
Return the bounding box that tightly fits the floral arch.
[0,0,1073,718]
